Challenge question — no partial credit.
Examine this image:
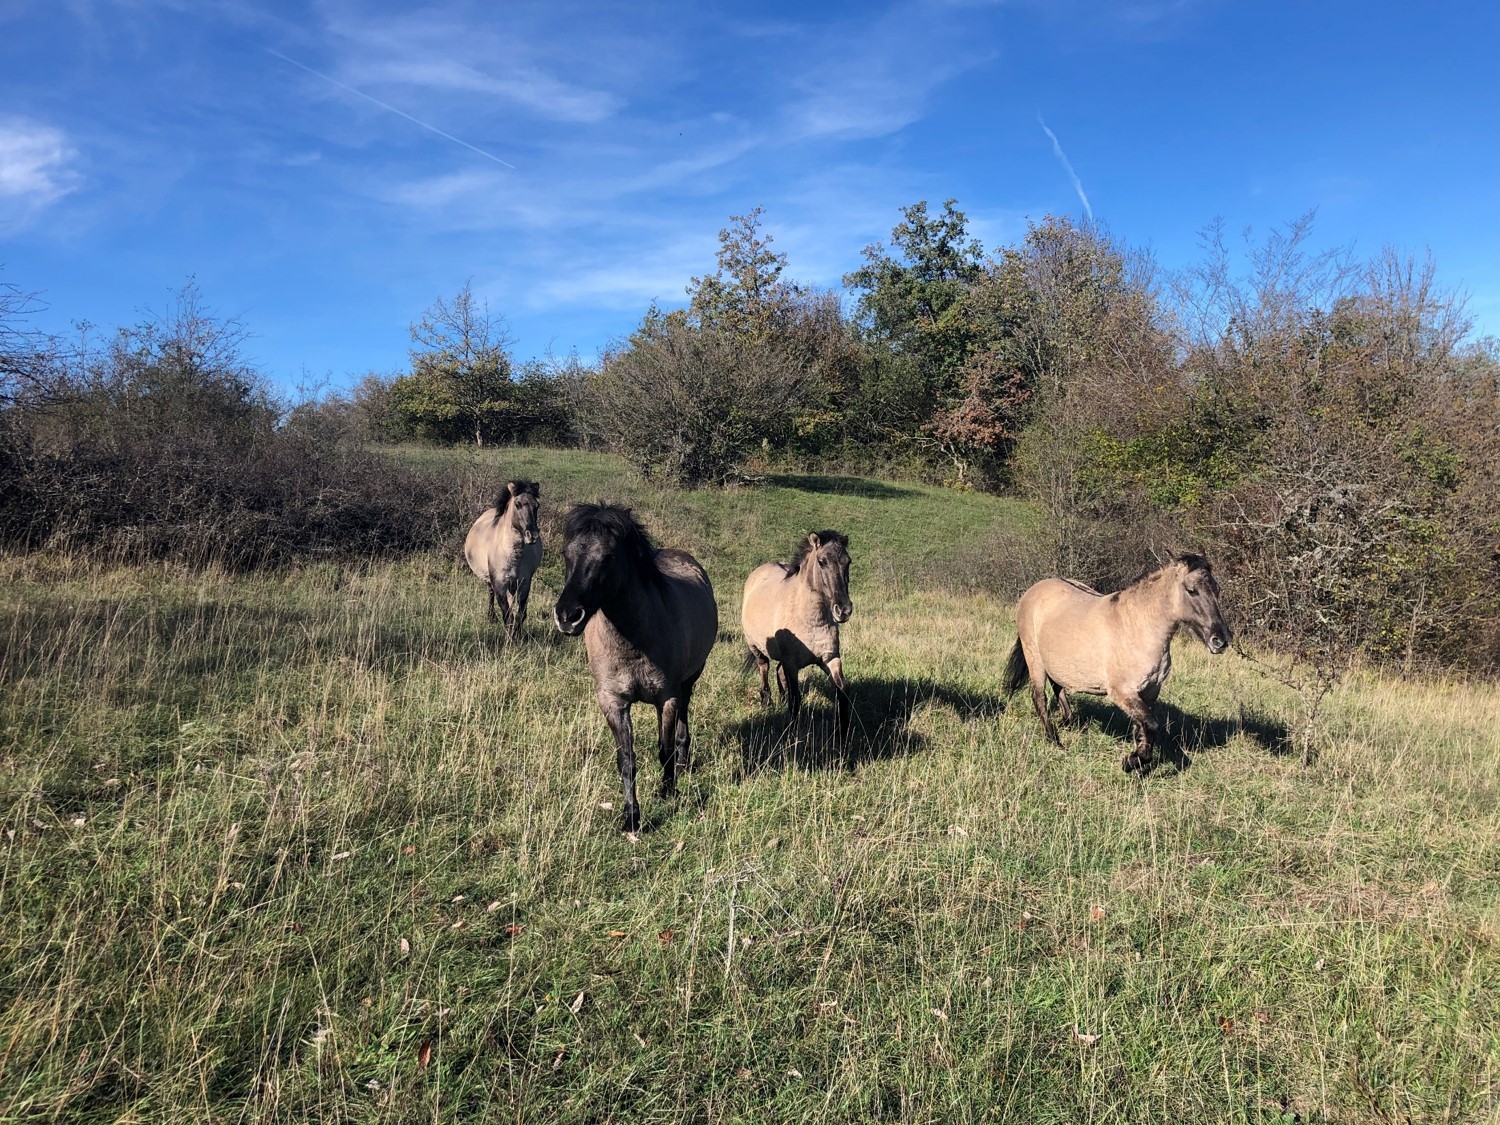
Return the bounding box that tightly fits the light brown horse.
[463,480,542,638]
[742,530,854,741]
[553,504,717,832]
[1003,553,1230,772]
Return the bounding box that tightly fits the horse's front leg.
[504,579,523,640]
[780,664,802,721]
[602,700,640,832]
[487,584,498,623]
[823,657,853,741]
[512,576,531,636]
[1117,695,1158,773]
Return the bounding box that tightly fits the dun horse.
[553,504,717,832]
[742,531,854,741]
[463,480,542,638]
[1003,554,1231,772]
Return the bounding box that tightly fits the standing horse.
[553,504,717,832]
[463,480,542,639]
[1003,553,1231,772]
[742,531,854,741]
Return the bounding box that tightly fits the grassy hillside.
[1,449,1497,1122]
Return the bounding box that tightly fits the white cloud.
[0,118,81,219]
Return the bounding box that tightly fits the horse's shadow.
[765,473,914,500]
[1067,697,1291,772]
[726,674,1004,777]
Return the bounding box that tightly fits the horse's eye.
[1186,586,1200,596]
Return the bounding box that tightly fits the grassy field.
[2,447,1497,1123]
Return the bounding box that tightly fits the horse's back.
[1017,577,1112,693]
[463,509,497,581]
[656,548,718,673]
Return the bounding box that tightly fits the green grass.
[1,448,1497,1122]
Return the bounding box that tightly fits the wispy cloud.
[265,47,517,169]
[787,6,992,141]
[350,56,620,125]
[0,117,81,227]
[1039,115,1092,221]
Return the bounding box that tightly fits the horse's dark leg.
[775,662,789,702]
[487,584,498,623]
[603,701,640,832]
[1055,685,1075,727]
[656,697,681,797]
[752,650,772,707]
[513,577,530,637]
[505,579,522,640]
[675,675,697,779]
[824,657,853,748]
[1031,673,1061,745]
[1117,696,1158,773]
[782,665,802,722]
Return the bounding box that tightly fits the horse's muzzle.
[553,605,587,635]
[833,603,853,624]
[1208,634,1229,654]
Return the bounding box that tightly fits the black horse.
[553,504,718,832]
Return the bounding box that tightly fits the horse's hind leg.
[656,697,681,798]
[752,650,773,707]
[487,584,498,624]
[1030,671,1061,746]
[1053,683,1075,727]
[662,675,698,793]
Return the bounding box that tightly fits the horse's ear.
[528,482,540,498]
[807,532,822,549]
[507,481,519,496]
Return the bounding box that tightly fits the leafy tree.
[687,207,804,340]
[844,199,985,414]
[391,283,513,446]
[581,210,832,485]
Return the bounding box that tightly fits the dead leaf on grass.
[1071,1026,1100,1046]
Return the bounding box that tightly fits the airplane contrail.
[265,47,516,170]
[1038,115,1091,222]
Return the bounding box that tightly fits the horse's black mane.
[491,480,539,522]
[1120,552,1213,591]
[564,503,659,579]
[786,530,849,575]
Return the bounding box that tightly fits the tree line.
[2,200,1497,678]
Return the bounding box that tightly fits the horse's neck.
[600,567,665,640]
[789,567,831,620]
[1116,584,1179,654]
[493,519,524,558]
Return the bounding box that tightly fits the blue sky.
[3,0,1498,389]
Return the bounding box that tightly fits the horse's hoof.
[1121,751,1148,774]
[759,691,772,707]
[621,809,641,833]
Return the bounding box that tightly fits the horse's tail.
[1002,637,1030,696]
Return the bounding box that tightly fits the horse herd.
[465,479,1233,832]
